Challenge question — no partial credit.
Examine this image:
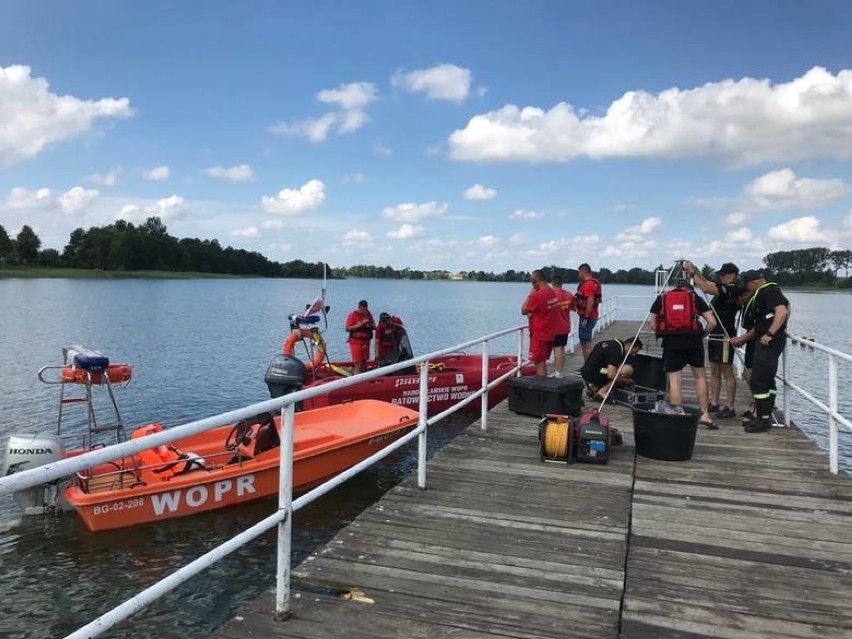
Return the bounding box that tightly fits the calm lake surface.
[0,277,849,638]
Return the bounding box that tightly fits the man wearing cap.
[345,300,375,374]
[684,261,742,419]
[732,270,789,433]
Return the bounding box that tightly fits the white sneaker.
[553,371,563,378]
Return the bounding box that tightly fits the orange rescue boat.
[64,400,418,531]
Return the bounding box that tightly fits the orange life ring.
[61,363,133,385]
[282,329,326,370]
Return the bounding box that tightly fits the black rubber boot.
[744,397,773,433]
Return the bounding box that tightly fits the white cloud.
[387,224,425,239]
[148,195,187,221]
[744,168,850,210]
[767,216,828,242]
[635,216,662,233]
[615,216,662,242]
[87,168,120,187]
[0,65,133,166]
[270,82,377,142]
[58,186,99,214]
[3,185,98,216]
[725,227,753,243]
[115,195,188,222]
[341,229,373,246]
[118,204,140,219]
[509,233,525,245]
[724,211,751,226]
[204,164,255,183]
[261,179,326,215]
[448,66,852,165]
[5,187,52,210]
[463,184,497,200]
[391,64,472,102]
[380,201,448,223]
[534,235,601,258]
[509,209,543,221]
[476,235,500,246]
[231,226,259,238]
[373,143,393,157]
[343,172,367,184]
[145,166,170,181]
[316,82,377,110]
[270,113,338,142]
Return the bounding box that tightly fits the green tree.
[39,248,61,266]
[15,225,41,264]
[830,249,852,278]
[0,224,12,265]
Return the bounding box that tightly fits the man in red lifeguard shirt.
[521,270,557,376]
[345,299,375,374]
[576,263,602,362]
[549,275,575,378]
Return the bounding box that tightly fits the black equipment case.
[508,376,584,417]
[612,353,666,406]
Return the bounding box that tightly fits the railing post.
[829,353,838,475]
[782,343,790,427]
[481,340,489,431]
[275,402,295,620]
[417,359,428,489]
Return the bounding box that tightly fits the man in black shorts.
[580,336,642,401]
[650,280,717,429]
[684,261,741,418]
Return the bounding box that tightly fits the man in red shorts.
[549,275,575,378]
[345,299,375,374]
[521,270,557,376]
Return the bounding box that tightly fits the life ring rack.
[282,329,326,370]
[37,363,133,386]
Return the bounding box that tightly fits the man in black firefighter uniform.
[736,270,789,433]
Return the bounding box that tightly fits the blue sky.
[2,0,852,273]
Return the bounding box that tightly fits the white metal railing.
[0,324,529,638]
[781,332,852,475]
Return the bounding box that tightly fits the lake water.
[0,277,849,638]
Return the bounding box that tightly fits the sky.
[2,0,852,274]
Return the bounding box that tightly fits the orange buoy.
[61,363,133,385]
[282,329,326,370]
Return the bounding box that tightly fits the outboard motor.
[264,354,307,399]
[2,434,66,514]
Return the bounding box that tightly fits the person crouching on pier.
[580,337,642,402]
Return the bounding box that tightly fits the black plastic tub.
[632,402,700,461]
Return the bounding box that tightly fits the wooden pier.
[212,321,852,639]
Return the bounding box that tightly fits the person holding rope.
[731,270,789,433]
[649,277,718,429]
[683,261,741,419]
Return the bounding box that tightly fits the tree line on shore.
[1,217,849,287]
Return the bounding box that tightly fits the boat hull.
[64,400,418,531]
[302,354,531,414]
